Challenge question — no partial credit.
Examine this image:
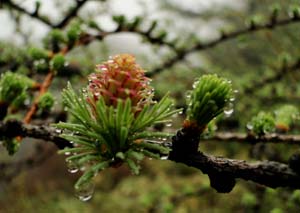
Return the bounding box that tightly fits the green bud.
[29,47,49,60]
[112,15,126,25]
[186,74,233,129]
[3,138,20,155]
[128,16,142,30]
[34,59,49,73]
[38,92,55,111]
[274,105,299,132]
[88,20,100,29]
[248,112,275,136]
[157,30,167,40]
[0,72,33,104]
[67,21,82,46]
[44,29,66,52]
[51,54,65,72]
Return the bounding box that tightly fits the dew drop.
[224,103,234,117]
[178,110,183,115]
[67,160,79,173]
[64,151,71,156]
[160,156,168,160]
[166,123,172,127]
[229,97,235,102]
[246,123,253,130]
[224,108,234,116]
[76,182,95,202]
[55,129,62,134]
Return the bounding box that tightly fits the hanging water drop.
[166,123,172,127]
[246,123,253,131]
[67,160,79,173]
[76,182,95,202]
[160,155,168,160]
[224,102,234,117]
[64,151,71,156]
[55,129,62,134]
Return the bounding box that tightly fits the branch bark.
[1,120,300,192]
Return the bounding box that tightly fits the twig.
[3,0,54,27]
[244,59,300,94]
[23,71,54,124]
[54,0,88,28]
[2,121,300,191]
[147,15,300,77]
[0,120,71,149]
[203,132,300,145]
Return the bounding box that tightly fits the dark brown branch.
[174,151,300,190]
[147,15,300,77]
[54,0,88,28]
[3,0,89,29]
[2,121,300,191]
[3,0,54,27]
[203,132,300,145]
[169,128,300,193]
[0,120,71,149]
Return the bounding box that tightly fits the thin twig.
[147,15,300,77]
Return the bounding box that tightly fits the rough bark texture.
[169,128,300,193]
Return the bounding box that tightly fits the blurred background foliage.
[1,0,300,212]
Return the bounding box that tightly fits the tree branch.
[147,15,300,77]
[3,0,89,29]
[203,132,300,145]
[54,0,89,28]
[244,58,300,94]
[0,120,71,149]
[2,120,300,191]
[169,128,300,193]
[3,0,54,27]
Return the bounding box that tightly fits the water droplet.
[162,138,167,141]
[64,151,71,156]
[55,129,62,134]
[224,108,234,116]
[224,103,234,117]
[178,110,183,115]
[192,81,199,89]
[160,156,168,160]
[229,97,235,102]
[233,90,239,94]
[166,123,172,127]
[76,182,95,202]
[246,123,253,130]
[67,160,79,173]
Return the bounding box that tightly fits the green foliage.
[248,112,275,136]
[186,74,233,128]
[241,192,257,207]
[43,29,66,52]
[67,21,82,46]
[0,72,34,105]
[50,54,65,72]
[28,47,49,60]
[55,83,180,190]
[38,92,55,111]
[274,105,299,131]
[2,138,19,155]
